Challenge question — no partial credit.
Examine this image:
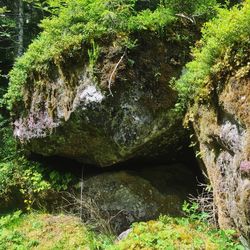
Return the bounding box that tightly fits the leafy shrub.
[0,156,74,211]
[174,0,250,111]
[0,122,74,211]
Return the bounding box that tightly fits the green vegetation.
[0,209,243,250]
[0,212,98,250]
[5,0,221,111]
[0,0,249,249]
[0,117,16,160]
[161,0,219,16]
[0,119,73,211]
[0,156,73,211]
[114,216,243,250]
[174,0,250,111]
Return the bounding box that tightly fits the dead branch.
[189,180,218,227]
[175,13,196,24]
[108,49,127,97]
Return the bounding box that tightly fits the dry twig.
[108,49,127,96]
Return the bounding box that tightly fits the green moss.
[174,0,250,111]
[0,212,96,250]
[113,216,243,250]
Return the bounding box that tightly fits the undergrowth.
[114,216,243,250]
[0,208,243,250]
[0,120,74,212]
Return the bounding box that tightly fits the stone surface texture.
[189,73,250,240]
[80,164,197,233]
[13,34,192,166]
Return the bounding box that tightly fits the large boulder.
[188,72,250,240]
[13,33,193,166]
[79,164,198,233]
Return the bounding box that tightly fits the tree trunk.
[17,0,24,57]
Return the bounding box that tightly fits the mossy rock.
[77,164,198,233]
[13,31,195,166]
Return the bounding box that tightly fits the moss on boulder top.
[6,0,219,111]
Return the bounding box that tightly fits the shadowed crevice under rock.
[24,150,203,234]
[73,163,200,234]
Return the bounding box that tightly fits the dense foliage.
[0,119,73,211]
[5,0,220,111]
[174,0,250,111]
[0,211,243,249]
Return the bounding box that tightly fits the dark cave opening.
[30,142,204,187]
[27,142,206,234]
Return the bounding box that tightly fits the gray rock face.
[14,35,190,166]
[79,164,197,233]
[116,229,132,242]
[190,75,250,240]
